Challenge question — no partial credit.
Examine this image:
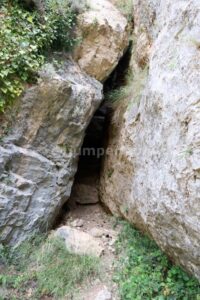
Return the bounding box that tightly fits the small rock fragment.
[71,219,84,228]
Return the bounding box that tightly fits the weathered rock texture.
[73,0,129,82]
[0,60,103,245]
[100,0,200,280]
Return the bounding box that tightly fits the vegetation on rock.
[106,65,147,111]
[114,222,200,300]
[114,0,133,22]
[0,0,76,112]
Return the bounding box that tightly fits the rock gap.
[104,41,133,93]
[54,43,132,227]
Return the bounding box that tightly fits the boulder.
[100,0,200,280]
[0,60,103,245]
[73,0,129,82]
[55,226,104,257]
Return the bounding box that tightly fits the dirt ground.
[57,196,122,300]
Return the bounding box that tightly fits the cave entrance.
[54,42,132,226]
[68,42,132,209]
[69,103,111,207]
[53,102,111,229]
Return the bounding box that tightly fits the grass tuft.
[106,65,148,107]
[0,235,99,299]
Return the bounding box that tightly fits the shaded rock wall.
[0,0,130,246]
[0,61,103,245]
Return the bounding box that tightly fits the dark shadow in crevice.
[104,41,133,93]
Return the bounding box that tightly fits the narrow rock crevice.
[70,41,133,207]
[54,43,132,226]
[104,41,133,93]
[69,103,110,205]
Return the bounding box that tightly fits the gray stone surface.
[0,60,103,245]
[55,225,104,257]
[100,0,200,280]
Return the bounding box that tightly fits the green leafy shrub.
[114,222,200,300]
[46,0,77,50]
[0,0,76,112]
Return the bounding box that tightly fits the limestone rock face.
[100,0,200,280]
[73,0,129,82]
[0,60,103,245]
